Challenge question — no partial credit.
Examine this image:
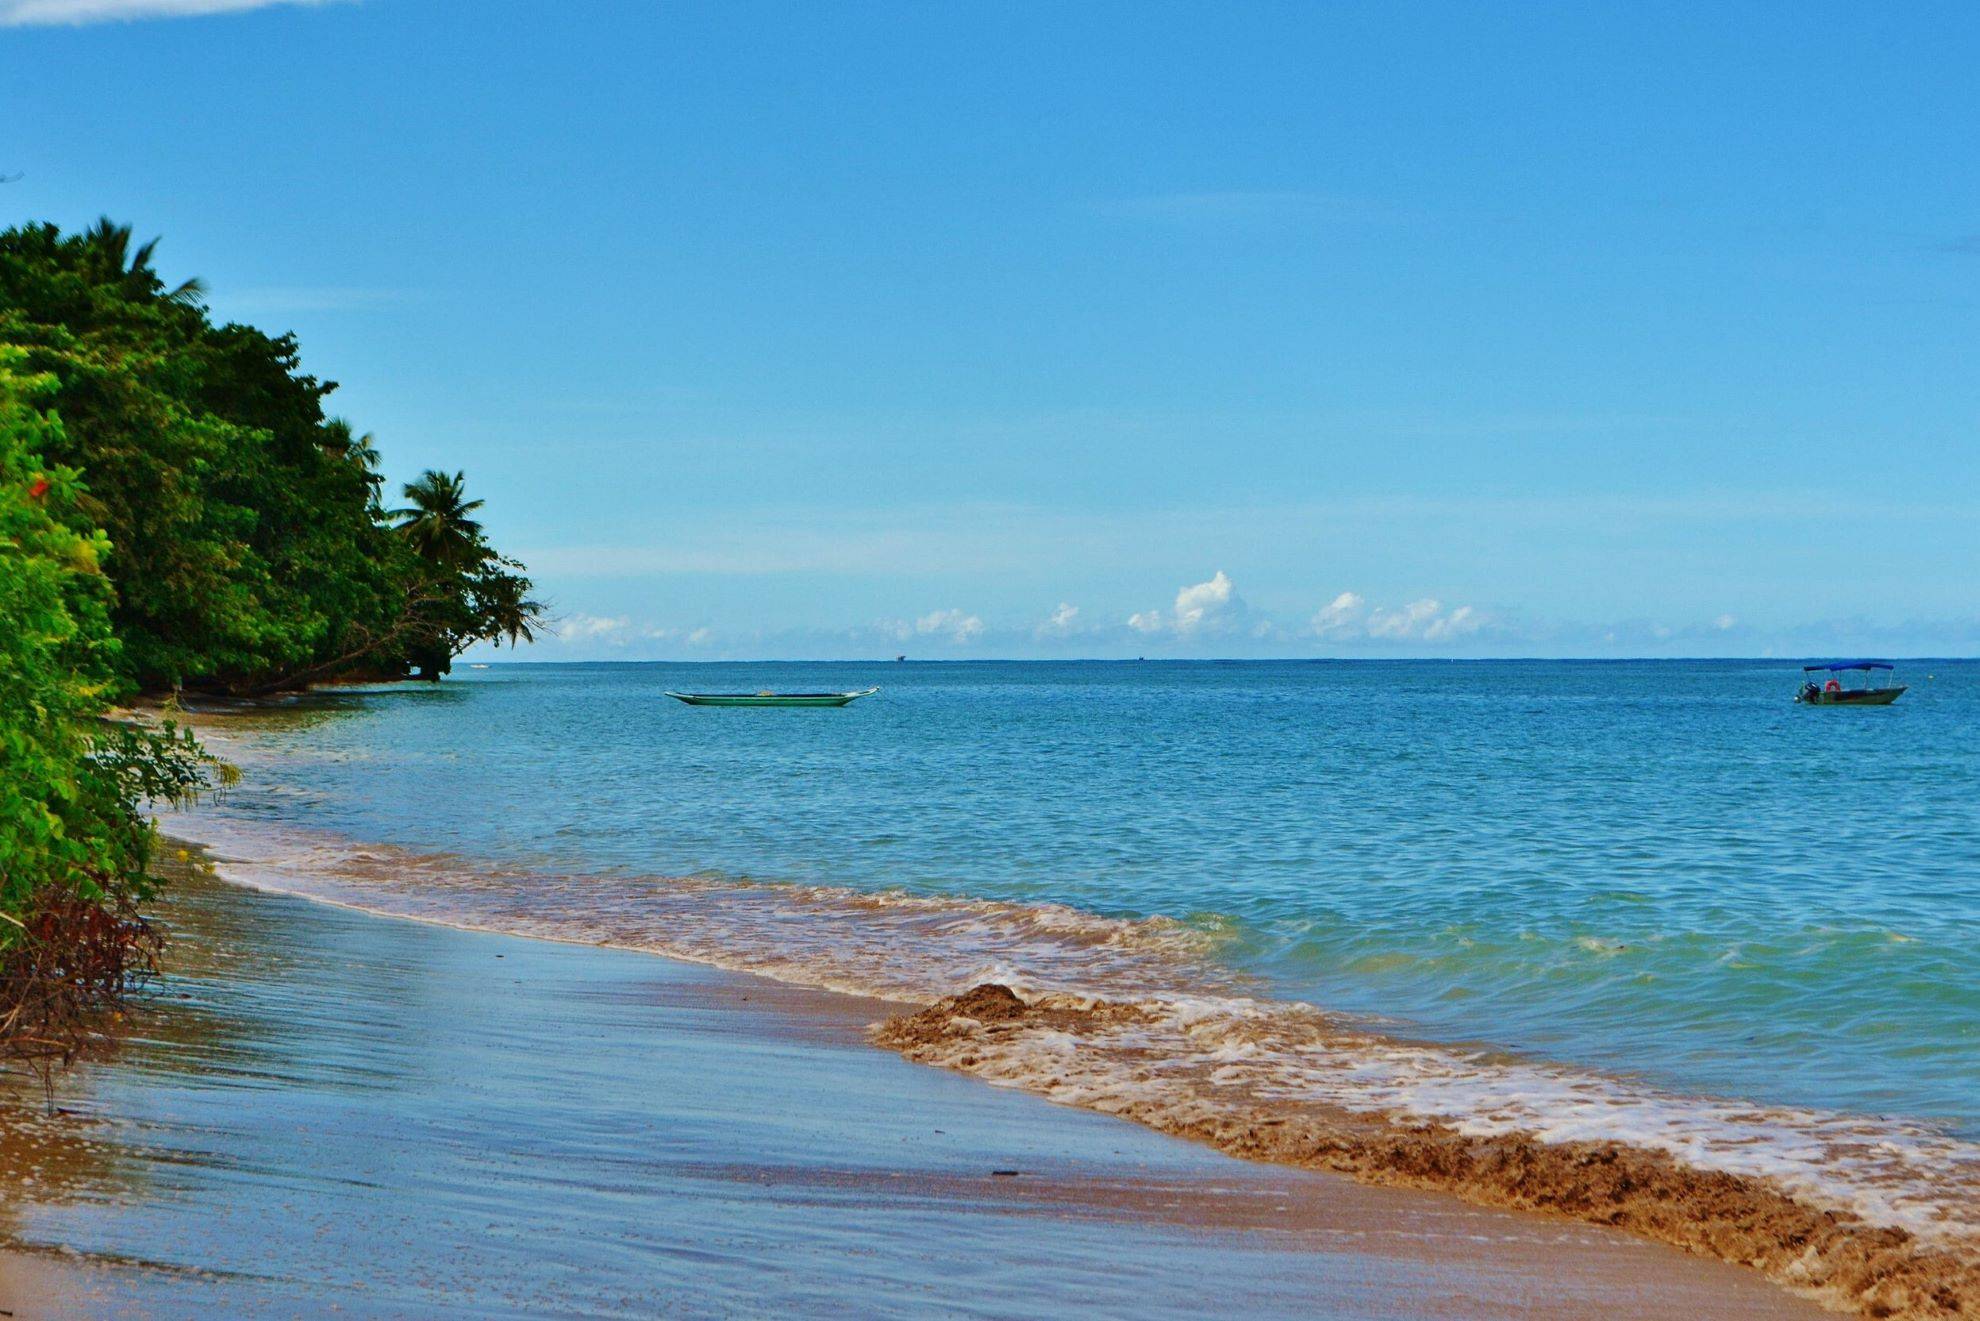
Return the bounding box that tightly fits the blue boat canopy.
[1803,660,1895,672]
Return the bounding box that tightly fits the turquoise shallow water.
[178,659,1977,1143]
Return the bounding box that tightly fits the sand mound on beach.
[875,985,1979,1320]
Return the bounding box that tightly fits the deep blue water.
[187,659,1979,1136]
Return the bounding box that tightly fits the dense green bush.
[0,350,208,1069]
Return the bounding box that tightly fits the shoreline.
[0,858,1828,1319]
[880,987,1978,1319]
[154,796,1979,1321]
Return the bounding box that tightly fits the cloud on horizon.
[548,613,714,649]
[0,0,332,24]
[553,613,633,643]
[1128,571,1249,638]
[1308,591,1490,644]
[501,574,1959,663]
[1035,602,1081,640]
[1117,573,1503,649]
[903,608,985,645]
[492,602,1976,663]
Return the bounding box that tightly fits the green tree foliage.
[0,218,542,692]
[0,348,206,931]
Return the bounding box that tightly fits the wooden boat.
[1796,662,1905,705]
[665,688,878,708]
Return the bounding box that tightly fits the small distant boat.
[665,688,879,708]
[1796,661,1906,706]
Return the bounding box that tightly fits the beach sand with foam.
[0,864,1825,1319]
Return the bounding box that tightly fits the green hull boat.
[665,688,878,708]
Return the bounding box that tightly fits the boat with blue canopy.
[1795,662,1905,706]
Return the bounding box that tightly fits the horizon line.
[456,655,1969,666]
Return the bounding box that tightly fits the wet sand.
[0,869,1823,1319]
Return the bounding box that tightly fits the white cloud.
[541,615,716,651]
[1423,605,1480,642]
[1310,592,1486,643]
[1368,599,1441,639]
[0,0,335,23]
[913,609,985,644]
[1172,570,1242,634]
[1713,613,1738,631]
[1131,571,1247,638]
[1309,591,1367,639]
[553,613,632,643]
[1036,602,1082,638]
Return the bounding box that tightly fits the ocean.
[167,658,1979,1250]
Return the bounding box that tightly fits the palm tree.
[322,417,386,506]
[479,569,544,648]
[395,469,486,566]
[78,217,205,306]
[347,430,384,477]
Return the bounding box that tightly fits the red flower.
[26,476,50,501]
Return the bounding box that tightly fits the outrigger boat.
[1796,661,1905,706]
[665,688,879,708]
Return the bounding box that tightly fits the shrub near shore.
[0,351,206,1078]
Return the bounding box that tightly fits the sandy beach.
[0,863,1825,1319]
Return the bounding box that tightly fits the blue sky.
[5,0,1977,658]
